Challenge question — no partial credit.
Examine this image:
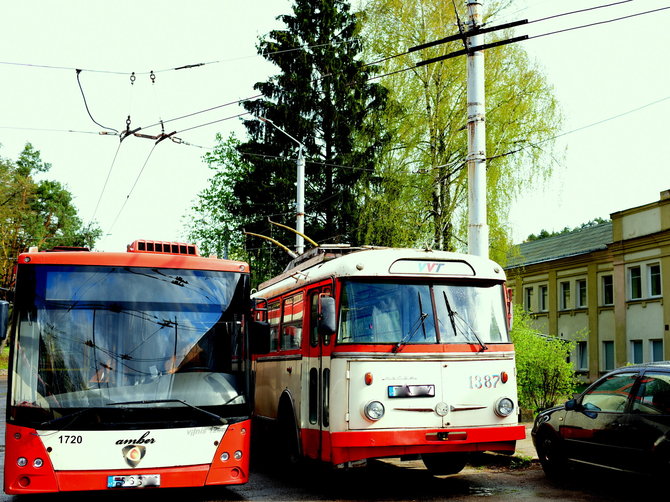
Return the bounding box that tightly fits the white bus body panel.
[37,426,227,470]
[330,354,518,432]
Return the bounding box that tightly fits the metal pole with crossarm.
[466,0,489,258]
[258,117,306,255]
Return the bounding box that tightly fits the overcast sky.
[2,0,669,253]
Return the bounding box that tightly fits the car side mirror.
[565,399,578,411]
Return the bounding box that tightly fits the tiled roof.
[506,222,612,268]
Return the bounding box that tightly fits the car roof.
[608,361,670,374]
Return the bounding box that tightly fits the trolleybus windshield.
[337,280,509,345]
[11,265,249,426]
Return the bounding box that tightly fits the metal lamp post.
[258,117,306,255]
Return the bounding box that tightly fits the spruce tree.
[231,0,390,278]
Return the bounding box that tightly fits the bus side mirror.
[318,295,336,336]
[250,320,272,354]
[0,301,8,340]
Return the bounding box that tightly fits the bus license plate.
[107,474,160,488]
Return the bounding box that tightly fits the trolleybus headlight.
[364,401,385,421]
[17,457,27,467]
[234,450,243,460]
[494,397,515,417]
[220,452,230,462]
[33,458,44,468]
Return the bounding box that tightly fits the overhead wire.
[8,0,670,242]
[106,143,158,233]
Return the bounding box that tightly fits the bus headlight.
[494,397,515,417]
[364,401,385,421]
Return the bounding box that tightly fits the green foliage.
[0,143,101,290]
[190,0,394,284]
[511,306,577,413]
[357,0,563,256]
[187,134,271,286]
[525,217,610,242]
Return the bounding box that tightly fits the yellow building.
[506,189,670,382]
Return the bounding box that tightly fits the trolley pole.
[466,0,489,258]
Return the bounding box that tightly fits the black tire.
[536,429,567,478]
[277,403,301,468]
[422,452,469,475]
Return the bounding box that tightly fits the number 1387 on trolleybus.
[252,246,525,475]
[1,240,257,494]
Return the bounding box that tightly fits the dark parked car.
[532,362,670,477]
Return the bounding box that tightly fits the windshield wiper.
[442,291,488,352]
[39,408,99,429]
[393,292,428,353]
[108,399,229,424]
[442,291,459,339]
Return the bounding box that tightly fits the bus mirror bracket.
[0,301,8,340]
[318,295,336,337]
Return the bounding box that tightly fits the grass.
[0,344,9,370]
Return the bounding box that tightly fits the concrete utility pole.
[259,117,306,255]
[466,0,489,258]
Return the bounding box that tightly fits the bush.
[511,306,577,413]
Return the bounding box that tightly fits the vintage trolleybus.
[2,240,253,494]
[252,246,525,474]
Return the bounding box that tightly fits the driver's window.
[581,372,637,413]
[633,372,670,415]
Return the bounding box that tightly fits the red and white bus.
[252,246,525,474]
[2,240,254,494]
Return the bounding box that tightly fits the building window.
[629,266,642,300]
[539,285,548,311]
[651,339,664,362]
[649,263,662,297]
[631,340,643,364]
[603,341,615,371]
[601,275,613,305]
[576,341,588,370]
[524,287,533,312]
[576,279,587,308]
[560,281,570,310]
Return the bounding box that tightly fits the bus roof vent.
[127,239,200,256]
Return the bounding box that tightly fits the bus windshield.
[337,280,509,345]
[11,265,249,421]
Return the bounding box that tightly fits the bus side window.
[268,301,281,352]
[310,292,319,347]
[281,293,303,350]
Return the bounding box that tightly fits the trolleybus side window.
[268,300,281,352]
[281,293,303,350]
[310,292,319,347]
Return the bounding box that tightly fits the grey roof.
[506,222,613,268]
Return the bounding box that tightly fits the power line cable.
[106,143,158,234]
[75,69,119,134]
[89,141,124,226]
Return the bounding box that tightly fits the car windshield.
[11,264,249,419]
[337,280,509,345]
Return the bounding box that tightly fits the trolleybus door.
[304,286,333,460]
